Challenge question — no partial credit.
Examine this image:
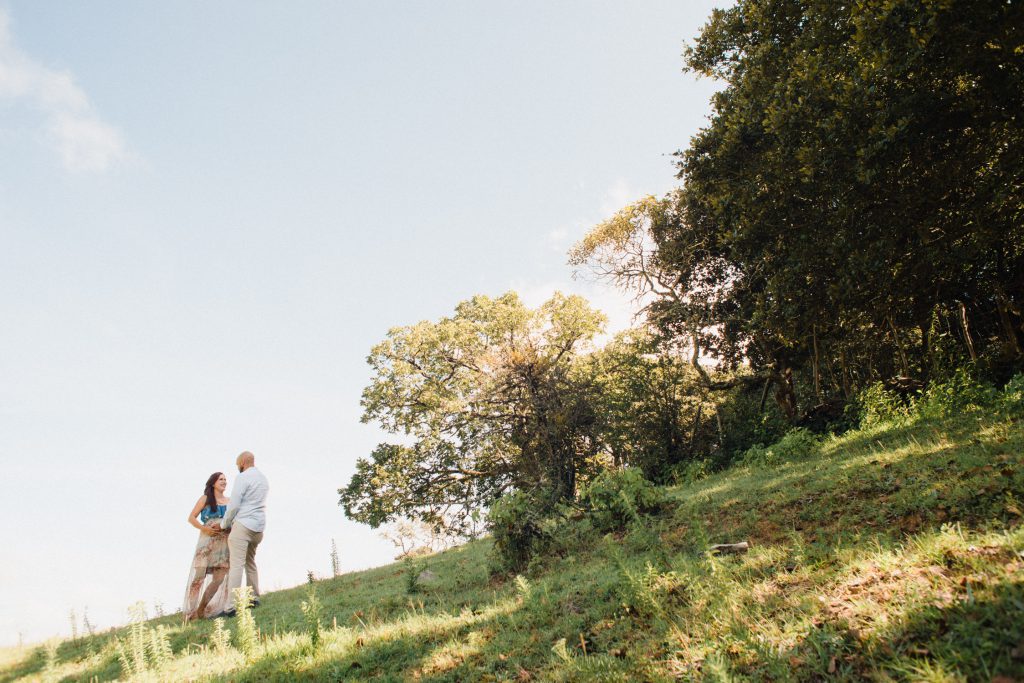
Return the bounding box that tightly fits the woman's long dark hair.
[204,472,223,513]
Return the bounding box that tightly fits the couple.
[183,451,269,621]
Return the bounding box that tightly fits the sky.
[0,1,723,646]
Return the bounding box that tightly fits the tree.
[339,291,606,533]
[576,0,1024,429]
[586,328,710,481]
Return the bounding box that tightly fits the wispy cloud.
[0,10,127,171]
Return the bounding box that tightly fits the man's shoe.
[216,609,237,618]
[251,599,261,608]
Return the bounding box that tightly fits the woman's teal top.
[200,504,227,524]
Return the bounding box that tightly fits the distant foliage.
[579,468,667,533]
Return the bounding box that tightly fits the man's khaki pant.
[227,522,263,608]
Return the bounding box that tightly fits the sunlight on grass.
[6,412,1022,682]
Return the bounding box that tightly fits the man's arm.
[221,474,249,530]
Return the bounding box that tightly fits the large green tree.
[585,0,1024,424]
[339,292,606,533]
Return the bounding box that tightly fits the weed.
[210,617,231,653]
[402,556,428,594]
[300,573,324,651]
[232,586,259,659]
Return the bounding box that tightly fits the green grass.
[4,411,1023,681]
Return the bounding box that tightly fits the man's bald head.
[237,451,255,472]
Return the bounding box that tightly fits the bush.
[673,458,712,484]
[1002,373,1024,415]
[578,468,667,533]
[919,367,996,418]
[774,427,819,460]
[739,443,777,468]
[739,428,819,468]
[488,491,554,574]
[615,561,687,620]
[852,382,913,426]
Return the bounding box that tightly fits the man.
[214,450,269,616]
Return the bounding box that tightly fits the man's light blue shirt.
[222,466,269,533]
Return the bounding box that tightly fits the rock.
[417,570,439,583]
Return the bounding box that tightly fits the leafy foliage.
[341,292,606,534]
[487,490,555,574]
[578,468,667,534]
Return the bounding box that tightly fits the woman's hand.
[201,526,217,536]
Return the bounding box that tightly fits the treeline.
[340,0,1023,552]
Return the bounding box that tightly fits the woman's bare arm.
[188,496,214,534]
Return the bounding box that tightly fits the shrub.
[578,468,667,533]
[773,427,819,460]
[403,557,428,594]
[674,458,712,484]
[919,367,996,418]
[488,491,554,574]
[852,382,913,426]
[615,561,687,620]
[739,428,819,468]
[739,443,777,468]
[1002,373,1024,415]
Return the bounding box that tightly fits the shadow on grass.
[201,601,525,683]
[876,575,1024,680]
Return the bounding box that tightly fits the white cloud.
[0,10,127,171]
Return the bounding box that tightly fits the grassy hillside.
[4,410,1022,682]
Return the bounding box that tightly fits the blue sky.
[0,1,723,645]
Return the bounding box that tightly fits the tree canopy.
[340,292,606,533]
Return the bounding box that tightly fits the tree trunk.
[996,292,1023,358]
[839,347,851,400]
[689,403,703,448]
[773,367,798,421]
[758,376,772,414]
[957,301,978,362]
[812,325,822,401]
[888,316,911,377]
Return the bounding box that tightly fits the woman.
[183,472,231,620]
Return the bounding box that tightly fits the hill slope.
[3,411,1023,682]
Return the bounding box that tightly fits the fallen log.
[709,542,749,555]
